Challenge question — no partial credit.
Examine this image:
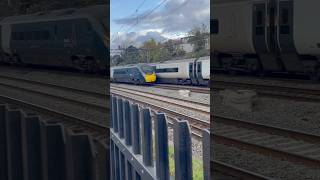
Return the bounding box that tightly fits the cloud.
[114,0,209,33]
[111,31,167,49]
[111,0,209,48]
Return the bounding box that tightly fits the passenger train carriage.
[0,5,109,73]
[212,0,320,79]
[152,56,210,86]
[111,64,156,84]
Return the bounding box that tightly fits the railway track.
[0,74,107,110]
[212,160,274,180]
[153,84,210,94]
[0,94,107,139]
[110,85,210,139]
[213,115,320,168]
[212,78,320,102]
[0,74,108,137]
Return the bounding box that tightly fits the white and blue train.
[151,56,210,86]
[110,56,210,86]
[0,5,109,73]
[212,0,320,80]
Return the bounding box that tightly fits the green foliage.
[188,23,209,55]
[168,145,204,180]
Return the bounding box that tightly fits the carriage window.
[12,32,18,40]
[256,11,263,26]
[156,68,178,73]
[197,63,201,72]
[282,9,289,24]
[211,19,219,34]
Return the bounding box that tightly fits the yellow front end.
[144,73,156,83]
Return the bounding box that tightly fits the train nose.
[144,73,156,83]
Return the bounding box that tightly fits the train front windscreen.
[141,65,155,75]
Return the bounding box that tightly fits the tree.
[188,23,209,56]
[140,38,160,63]
[122,45,140,64]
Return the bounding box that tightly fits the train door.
[189,62,197,85]
[253,0,282,72]
[276,0,303,72]
[196,61,205,85]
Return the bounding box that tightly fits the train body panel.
[211,0,255,54]
[0,5,109,72]
[293,0,320,55]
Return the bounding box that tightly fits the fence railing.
[110,95,210,180]
[0,104,109,180]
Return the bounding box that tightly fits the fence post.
[112,96,118,133]
[174,120,192,180]
[202,129,210,180]
[95,139,109,180]
[110,95,113,128]
[131,104,140,154]
[0,104,8,180]
[123,100,132,146]
[6,109,23,180]
[21,115,42,180]
[117,98,124,138]
[141,108,153,167]
[66,130,97,180]
[155,113,169,180]
[41,122,66,180]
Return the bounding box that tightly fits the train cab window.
[141,65,154,74]
[211,19,219,34]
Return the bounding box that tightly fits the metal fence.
[0,104,109,180]
[110,95,210,180]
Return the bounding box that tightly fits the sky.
[110,0,210,49]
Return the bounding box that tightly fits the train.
[0,5,109,73]
[111,56,210,86]
[151,56,210,86]
[211,0,320,80]
[110,64,157,84]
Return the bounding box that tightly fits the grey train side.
[211,0,320,79]
[0,5,109,73]
[111,66,145,84]
[152,57,210,86]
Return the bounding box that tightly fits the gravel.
[213,91,320,135]
[212,77,320,179]
[112,83,210,105]
[214,74,320,90]
[0,66,108,94]
[213,143,320,180]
